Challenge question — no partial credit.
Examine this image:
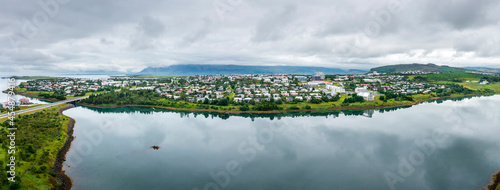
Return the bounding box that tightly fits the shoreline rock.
[52,104,75,190]
[484,170,500,190]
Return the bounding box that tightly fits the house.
[480,81,489,85]
[358,91,375,101]
[19,98,30,105]
[326,85,346,93]
[307,81,332,87]
[312,72,325,81]
[355,86,369,93]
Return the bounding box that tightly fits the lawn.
[459,82,500,93]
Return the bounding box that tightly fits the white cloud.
[1,0,500,75]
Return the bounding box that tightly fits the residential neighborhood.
[16,71,485,105]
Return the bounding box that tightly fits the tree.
[343,93,365,104]
[218,98,229,106]
[239,105,249,111]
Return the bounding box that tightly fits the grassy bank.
[0,104,73,189]
[77,93,497,115]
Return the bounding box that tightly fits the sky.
[1,0,500,75]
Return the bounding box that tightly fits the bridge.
[0,96,89,120]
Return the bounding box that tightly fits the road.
[0,96,88,119]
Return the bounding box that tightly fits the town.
[8,70,498,113]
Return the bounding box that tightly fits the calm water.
[0,75,109,104]
[0,78,47,104]
[62,96,500,190]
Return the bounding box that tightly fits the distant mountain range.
[138,64,368,75]
[463,67,500,74]
[370,63,471,73]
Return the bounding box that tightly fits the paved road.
[0,96,88,119]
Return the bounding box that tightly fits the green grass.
[1,104,43,114]
[0,104,71,189]
[459,82,500,93]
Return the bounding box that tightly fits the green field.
[460,82,500,93]
[0,104,71,189]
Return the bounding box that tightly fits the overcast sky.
[1,0,500,75]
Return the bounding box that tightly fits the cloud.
[1,0,500,75]
[422,0,497,30]
[129,16,166,50]
[251,4,297,42]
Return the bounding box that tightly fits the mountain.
[370,63,471,73]
[463,67,500,74]
[138,64,368,75]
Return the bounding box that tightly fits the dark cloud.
[0,0,500,75]
[423,0,497,30]
[251,4,297,42]
[129,16,166,50]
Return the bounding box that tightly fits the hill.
[463,67,500,74]
[138,64,367,75]
[370,63,471,73]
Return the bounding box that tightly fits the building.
[311,72,325,81]
[326,85,346,93]
[355,86,369,93]
[480,81,489,85]
[358,91,375,101]
[355,86,374,101]
[307,81,332,87]
[295,76,308,82]
[19,98,30,105]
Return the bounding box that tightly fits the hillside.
[463,67,500,74]
[370,63,471,73]
[138,64,367,75]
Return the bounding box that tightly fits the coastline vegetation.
[0,104,71,189]
[76,87,496,114]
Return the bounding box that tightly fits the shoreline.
[41,94,497,190]
[77,93,498,115]
[484,170,500,190]
[10,88,499,114]
[53,104,75,190]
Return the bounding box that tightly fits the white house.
[480,81,489,85]
[355,86,369,93]
[326,85,346,93]
[358,91,375,101]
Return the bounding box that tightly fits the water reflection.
[62,95,500,190]
[78,95,487,120]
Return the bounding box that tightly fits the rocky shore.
[52,104,75,190]
[484,170,500,190]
